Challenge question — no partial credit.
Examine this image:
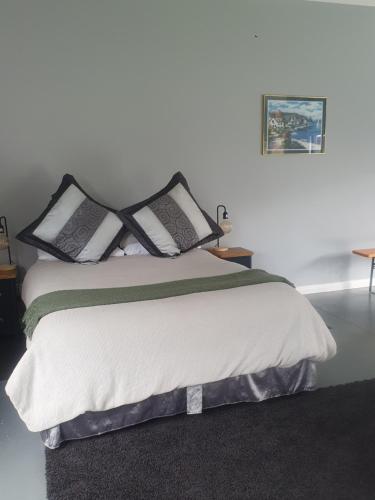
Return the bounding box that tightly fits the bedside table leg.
[370,258,375,294]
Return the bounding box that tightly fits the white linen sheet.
[6,249,336,432]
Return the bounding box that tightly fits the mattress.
[6,249,336,433]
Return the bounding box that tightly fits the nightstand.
[0,265,20,336]
[206,247,254,269]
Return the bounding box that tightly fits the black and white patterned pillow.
[17,174,126,262]
[119,172,223,257]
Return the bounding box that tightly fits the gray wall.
[0,0,374,286]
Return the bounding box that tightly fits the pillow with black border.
[119,172,223,257]
[17,174,127,262]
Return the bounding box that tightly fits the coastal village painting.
[262,95,326,154]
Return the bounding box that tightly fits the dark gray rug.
[46,379,375,500]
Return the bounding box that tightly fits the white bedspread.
[6,250,336,432]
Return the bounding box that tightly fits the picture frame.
[262,95,327,155]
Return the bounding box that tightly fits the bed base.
[41,360,316,449]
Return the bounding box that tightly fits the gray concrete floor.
[308,288,375,388]
[1,287,375,500]
[0,380,46,500]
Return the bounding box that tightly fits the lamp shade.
[0,216,12,264]
[0,234,8,250]
[219,219,232,235]
[0,221,8,250]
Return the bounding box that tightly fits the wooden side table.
[352,248,375,294]
[0,264,20,336]
[206,247,254,269]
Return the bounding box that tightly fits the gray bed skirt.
[41,360,316,449]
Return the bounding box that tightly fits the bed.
[5,249,336,448]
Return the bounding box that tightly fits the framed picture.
[262,95,326,155]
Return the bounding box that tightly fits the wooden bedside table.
[0,264,20,336]
[206,247,254,269]
[352,247,375,294]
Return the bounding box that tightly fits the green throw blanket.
[23,269,293,339]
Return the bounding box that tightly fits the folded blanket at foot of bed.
[23,269,293,339]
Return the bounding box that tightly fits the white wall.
[1,0,375,286]
[307,1,375,6]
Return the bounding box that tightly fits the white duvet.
[6,249,336,432]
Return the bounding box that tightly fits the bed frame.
[41,360,316,449]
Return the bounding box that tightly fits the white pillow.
[37,246,125,261]
[37,235,148,260]
[110,247,126,257]
[37,249,59,261]
[121,234,149,256]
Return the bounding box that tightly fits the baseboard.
[297,279,369,295]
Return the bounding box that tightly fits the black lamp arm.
[216,204,228,248]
